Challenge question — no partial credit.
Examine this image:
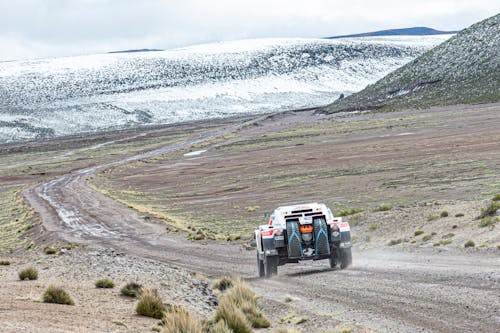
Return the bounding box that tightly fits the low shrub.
[120,282,142,297]
[440,239,453,245]
[374,204,392,212]
[43,285,74,305]
[455,213,464,217]
[369,223,378,231]
[0,260,10,266]
[95,278,115,289]
[213,276,234,292]
[18,267,38,280]
[388,239,402,246]
[440,211,449,218]
[464,240,475,248]
[136,288,166,319]
[414,229,424,236]
[492,194,500,201]
[161,308,203,333]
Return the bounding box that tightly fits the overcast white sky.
[0,0,498,61]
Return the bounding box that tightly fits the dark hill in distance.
[321,14,500,113]
[108,48,164,54]
[327,27,458,39]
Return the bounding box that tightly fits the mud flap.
[314,218,330,256]
[286,221,302,258]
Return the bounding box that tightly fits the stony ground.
[0,103,499,332]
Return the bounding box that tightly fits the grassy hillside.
[321,14,500,113]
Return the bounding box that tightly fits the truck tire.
[313,217,330,256]
[257,253,265,278]
[286,221,302,258]
[264,255,278,278]
[339,247,352,269]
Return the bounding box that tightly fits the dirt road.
[22,107,500,332]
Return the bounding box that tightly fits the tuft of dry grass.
[213,276,234,292]
[95,278,115,288]
[210,320,232,333]
[464,240,475,248]
[43,285,74,305]
[0,260,10,265]
[161,307,203,333]
[18,267,38,280]
[136,288,166,319]
[120,282,142,297]
[215,279,270,332]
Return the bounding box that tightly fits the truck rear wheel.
[257,253,265,278]
[339,247,352,269]
[329,251,337,269]
[264,255,278,278]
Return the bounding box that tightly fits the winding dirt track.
[23,113,500,332]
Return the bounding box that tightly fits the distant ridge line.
[326,27,459,39]
[108,48,164,54]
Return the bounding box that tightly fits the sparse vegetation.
[43,285,74,305]
[388,238,402,246]
[0,260,10,265]
[455,213,464,217]
[440,239,453,245]
[296,317,309,324]
[210,320,233,333]
[284,295,293,302]
[414,229,424,236]
[95,278,115,288]
[492,194,500,201]
[136,288,166,319]
[369,223,378,231]
[440,211,449,218]
[120,282,142,297]
[374,204,392,212]
[464,240,475,248]
[18,267,38,280]
[427,215,438,222]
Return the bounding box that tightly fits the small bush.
[284,295,293,302]
[0,260,10,266]
[136,288,166,319]
[440,239,452,245]
[374,204,392,212]
[455,213,464,217]
[161,308,203,333]
[388,239,402,246]
[422,234,433,242]
[44,247,57,255]
[414,229,424,236]
[120,282,142,297]
[274,328,299,333]
[43,285,74,305]
[464,240,475,248]
[18,267,38,280]
[213,276,234,292]
[440,211,449,218]
[296,317,309,324]
[95,278,115,288]
[492,194,500,201]
[369,223,378,231]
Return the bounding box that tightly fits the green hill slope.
[321,14,500,113]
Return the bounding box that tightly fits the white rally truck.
[254,203,352,278]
